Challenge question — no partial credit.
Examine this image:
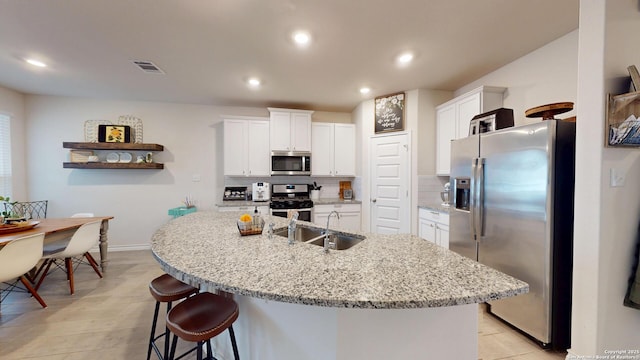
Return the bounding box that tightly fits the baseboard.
[90,244,151,252]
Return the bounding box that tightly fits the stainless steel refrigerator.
[449,120,575,350]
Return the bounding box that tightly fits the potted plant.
[0,196,23,224]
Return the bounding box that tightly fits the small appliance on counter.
[223,186,248,201]
[468,108,514,136]
[252,182,270,202]
[441,182,450,206]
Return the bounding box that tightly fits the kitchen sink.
[272,224,365,250]
[306,233,366,250]
[273,225,326,242]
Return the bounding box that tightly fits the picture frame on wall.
[374,92,405,133]
[628,65,640,92]
[98,124,131,143]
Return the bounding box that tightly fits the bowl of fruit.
[237,213,264,236]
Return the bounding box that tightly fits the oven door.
[271,208,312,222]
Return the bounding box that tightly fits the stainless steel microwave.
[271,151,311,176]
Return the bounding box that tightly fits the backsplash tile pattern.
[418,175,449,205]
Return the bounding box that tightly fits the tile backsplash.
[418,175,449,205]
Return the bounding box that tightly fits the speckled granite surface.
[312,198,362,205]
[151,211,527,309]
[418,203,451,214]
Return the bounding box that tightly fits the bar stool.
[166,292,240,360]
[147,274,199,360]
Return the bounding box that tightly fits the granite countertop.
[151,211,527,309]
[418,203,451,214]
[217,201,271,207]
[313,198,362,205]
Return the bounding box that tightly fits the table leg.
[99,219,109,271]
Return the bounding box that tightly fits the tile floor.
[0,250,567,360]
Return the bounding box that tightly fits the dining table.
[0,216,114,271]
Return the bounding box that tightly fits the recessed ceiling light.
[25,58,47,67]
[247,77,261,88]
[360,87,371,94]
[396,52,414,65]
[292,31,311,46]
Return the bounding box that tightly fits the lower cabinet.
[418,208,449,249]
[314,203,361,232]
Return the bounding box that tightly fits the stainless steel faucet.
[324,211,340,252]
[287,210,299,245]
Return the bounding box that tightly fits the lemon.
[239,213,252,222]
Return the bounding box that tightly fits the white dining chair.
[0,233,47,308]
[34,220,102,295]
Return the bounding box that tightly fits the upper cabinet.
[268,108,313,152]
[435,86,506,175]
[223,118,270,176]
[312,123,356,176]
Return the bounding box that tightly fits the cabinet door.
[333,124,355,176]
[247,121,270,176]
[338,212,361,231]
[436,104,456,175]
[224,120,248,176]
[436,224,449,249]
[291,112,311,151]
[419,218,436,244]
[456,92,481,139]
[311,123,334,176]
[270,112,292,151]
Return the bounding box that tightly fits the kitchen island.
[151,211,527,360]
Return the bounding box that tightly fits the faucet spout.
[287,210,299,245]
[324,211,340,253]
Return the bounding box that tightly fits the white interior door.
[370,133,410,234]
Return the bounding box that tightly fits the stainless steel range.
[270,184,313,222]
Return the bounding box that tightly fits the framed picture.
[98,125,131,143]
[375,92,405,133]
[628,65,640,92]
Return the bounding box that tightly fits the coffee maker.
[252,182,270,202]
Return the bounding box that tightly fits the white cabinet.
[268,108,313,152]
[311,123,355,176]
[418,208,449,249]
[313,203,361,232]
[435,86,505,175]
[224,118,270,176]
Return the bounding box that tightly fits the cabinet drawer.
[418,208,449,225]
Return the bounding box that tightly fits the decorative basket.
[237,218,265,236]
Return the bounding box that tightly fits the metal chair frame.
[4,200,48,219]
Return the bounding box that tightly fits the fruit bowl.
[237,218,265,236]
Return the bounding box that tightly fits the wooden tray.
[0,220,40,235]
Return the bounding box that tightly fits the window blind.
[0,114,12,197]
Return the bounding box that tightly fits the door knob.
[371,198,377,203]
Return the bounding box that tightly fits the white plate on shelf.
[118,152,132,163]
[106,152,120,163]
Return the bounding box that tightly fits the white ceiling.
[0,0,579,112]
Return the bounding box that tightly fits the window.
[0,114,11,197]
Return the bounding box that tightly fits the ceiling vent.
[132,60,165,74]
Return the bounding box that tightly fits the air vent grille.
[133,60,165,74]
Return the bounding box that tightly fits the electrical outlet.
[192,174,201,182]
[610,168,625,187]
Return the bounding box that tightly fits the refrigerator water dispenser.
[454,178,470,211]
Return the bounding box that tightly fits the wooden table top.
[0,216,114,245]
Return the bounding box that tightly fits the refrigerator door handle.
[477,158,485,237]
[469,158,478,238]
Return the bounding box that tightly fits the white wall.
[0,85,27,200]
[457,30,578,126]
[570,0,640,356]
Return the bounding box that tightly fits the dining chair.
[4,200,48,220]
[34,220,102,295]
[0,233,47,308]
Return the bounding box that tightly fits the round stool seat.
[167,292,239,343]
[149,274,198,303]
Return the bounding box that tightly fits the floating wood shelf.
[63,142,164,151]
[63,162,164,169]
[63,142,165,169]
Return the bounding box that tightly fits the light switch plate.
[610,168,625,187]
